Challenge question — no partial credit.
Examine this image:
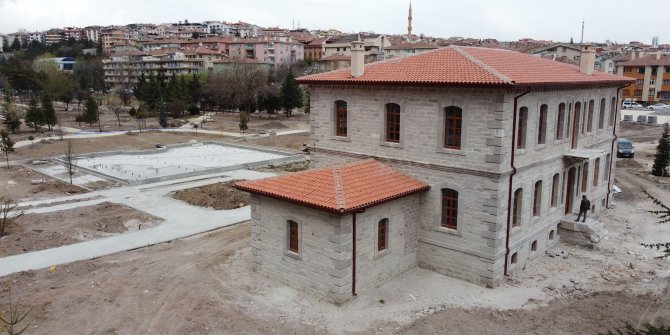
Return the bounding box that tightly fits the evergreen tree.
[24,95,44,131]
[41,93,57,131]
[239,111,249,134]
[83,95,98,126]
[0,130,15,168]
[652,123,670,177]
[188,74,201,102]
[279,71,303,117]
[9,38,21,51]
[158,98,168,128]
[2,96,21,133]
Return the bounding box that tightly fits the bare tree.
[0,197,23,236]
[108,96,124,127]
[63,141,78,185]
[0,287,31,335]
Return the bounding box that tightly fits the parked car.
[622,101,643,109]
[617,138,634,158]
[648,103,669,110]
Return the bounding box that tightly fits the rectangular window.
[637,67,645,74]
[636,80,644,85]
[377,219,388,251]
[288,220,299,253]
[441,189,458,229]
[581,163,589,193]
[623,67,631,73]
[551,174,559,208]
[538,105,547,144]
[335,100,347,137]
[634,90,642,97]
[517,107,528,149]
[533,181,542,217]
[513,188,523,227]
[444,106,462,149]
[663,80,670,85]
[385,103,401,143]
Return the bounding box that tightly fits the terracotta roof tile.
[296,45,634,87]
[618,55,670,66]
[235,159,430,214]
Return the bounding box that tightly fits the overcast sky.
[0,0,667,44]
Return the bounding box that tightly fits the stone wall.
[306,83,621,288]
[249,193,421,304]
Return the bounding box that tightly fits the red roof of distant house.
[319,54,351,61]
[235,159,430,214]
[296,45,634,87]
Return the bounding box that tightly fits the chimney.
[579,44,596,75]
[350,38,365,77]
[657,51,662,60]
[631,52,636,60]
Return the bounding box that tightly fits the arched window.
[517,107,528,149]
[610,97,617,127]
[531,240,538,251]
[533,180,542,217]
[581,162,589,192]
[593,158,600,187]
[287,220,299,253]
[377,219,388,251]
[574,101,582,134]
[605,154,611,181]
[549,230,555,240]
[551,173,560,208]
[556,103,566,140]
[441,189,458,229]
[598,98,606,129]
[385,103,400,143]
[587,99,594,132]
[335,100,347,137]
[538,104,548,144]
[444,106,462,149]
[513,188,523,227]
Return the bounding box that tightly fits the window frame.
[556,103,565,140]
[377,219,388,252]
[334,100,348,137]
[285,219,302,258]
[517,106,528,149]
[441,188,458,229]
[598,98,606,129]
[551,173,560,208]
[587,99,594,133]
[444,106,463,149]
[609,97,617,127]
[538,104,548,145]
[593,158,600,187]
[385,103,401,143]
[533,180,542,217]
[513,188,523,227]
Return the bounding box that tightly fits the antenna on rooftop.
[580,19,585,45]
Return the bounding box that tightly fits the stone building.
[236,43,633,303]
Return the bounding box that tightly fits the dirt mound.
[253,160,310,174]
[172,180,249,210]
[31,181,85,194]
[258,120,289,130]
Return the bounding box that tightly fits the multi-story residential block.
[529,42,582,62]
[385,41,437,58]
[101,27,140,54]
[63,27,85,40]
[84,26,102,42]
[226,38,304,68]
[304,37,329,61]
[228,21,261,38]
[322,34,390,61]
[102,50,213,86]
[236,44,633,304]
[616,51,670,103]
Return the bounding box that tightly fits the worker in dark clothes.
[576,195,590,222]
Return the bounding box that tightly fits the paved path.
[0,169,275,277]
[14,127,310,148]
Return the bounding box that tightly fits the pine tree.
[279,71,303,117]
[0,130,15,168]
[158,98,168,128]
[652,123,670,177]
[24,96,44,132]
[2,96,20,133]
[42,93,57,131]
[239,111,249,134]
[83,95,99,126]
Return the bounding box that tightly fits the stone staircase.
[559,217,608,249]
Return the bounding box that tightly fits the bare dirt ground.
[0,165,85,201]
[12,131,227,160]
[172,180,249,210]
[242,133,310,151]
[0,202,162,258]
[202,112,310,134]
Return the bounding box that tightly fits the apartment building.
[322,34,390,61]
[616,51,670,103]
[226,38,304,68]
[102,50,208,86]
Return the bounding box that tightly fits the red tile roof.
[296,45,634,87]
[235,159,430,214]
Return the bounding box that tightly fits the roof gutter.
[606,83,631,207]
[504,87,532,277]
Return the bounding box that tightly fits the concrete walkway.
[14,126,309,148]
[0,169,275,277]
